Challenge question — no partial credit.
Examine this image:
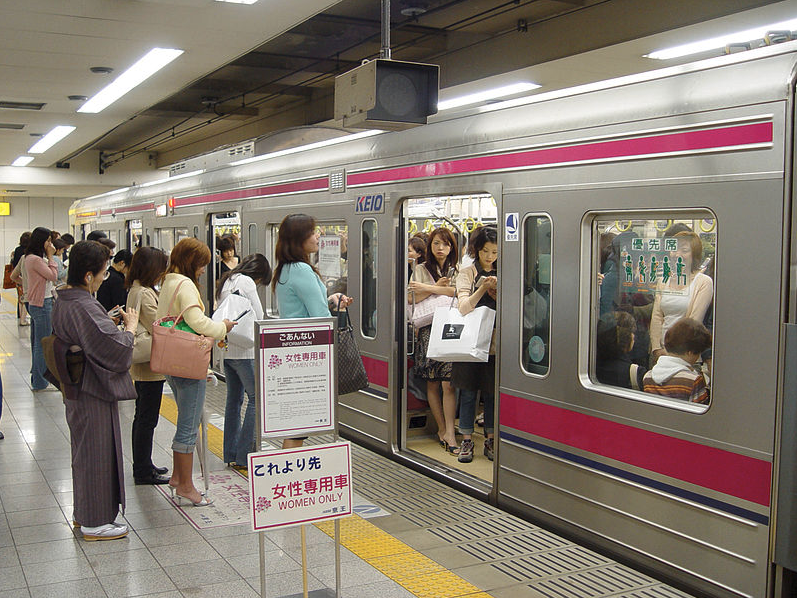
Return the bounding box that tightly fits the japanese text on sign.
[318,235,342,278]
[260,323,335,437]
[619,236,690,296]
[248,442,353,531]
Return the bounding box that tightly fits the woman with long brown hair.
[272,214,353,448]
[407,227,459,454]
[126,247,170,485]
[156,238,235,506]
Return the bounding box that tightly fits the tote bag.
[212,290,255,349]
[426,305,496,362]
[150,280,213,380]
[3,264,14,289]
[409,293,456,328]
[336,307,369,395]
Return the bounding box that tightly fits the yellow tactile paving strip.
[159,395,492,598]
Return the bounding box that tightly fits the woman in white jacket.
[216,254,272,470]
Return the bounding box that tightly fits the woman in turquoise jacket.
[272,214,353,447]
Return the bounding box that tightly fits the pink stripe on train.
[347,121,773,186]
[500,393,771,506]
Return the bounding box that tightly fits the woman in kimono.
[52,241,139,541]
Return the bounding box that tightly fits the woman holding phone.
[216,254,272,470]
[408,227,459,454]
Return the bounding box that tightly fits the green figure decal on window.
[624,255,633,282]
[662,256,671,284]
[638,255,647,284]
[650,255,658,284]
[676,256,686,285]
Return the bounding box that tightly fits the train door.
[398,193,498,488]
[125,219,142,251]
[208,211,242,374]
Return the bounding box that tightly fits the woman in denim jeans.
[156,238,235,506]
[216,254,271,471]
[15,228,58,390]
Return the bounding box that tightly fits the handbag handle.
[164,278,203,330]
[335,295,352,331]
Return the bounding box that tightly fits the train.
[69,40,797,598]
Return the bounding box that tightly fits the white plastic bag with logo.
[212,292,255,349]
[426,305,495,362]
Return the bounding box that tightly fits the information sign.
[318,235,342,278]
[248,442,352,531]
[258,320,335,437]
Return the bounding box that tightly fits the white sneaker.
[81,522,128,541]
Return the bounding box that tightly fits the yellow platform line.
[158,395,492,598]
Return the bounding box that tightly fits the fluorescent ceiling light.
[230,130,384,166]
[140,169,205,187]
[28,125,76,154]
[215,0,258,3]
[437,82,541,111]
[646,18,797,59]
[12,156,34,167]
[78,48,184,114]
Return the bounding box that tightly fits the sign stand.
[251,317,347,598]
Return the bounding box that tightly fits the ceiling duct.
[0,101,45,111]
[0,123,24,130]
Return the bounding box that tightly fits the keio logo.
[355,193,384,214]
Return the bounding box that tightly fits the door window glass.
[522,215,552,376]
[361,220,377,338]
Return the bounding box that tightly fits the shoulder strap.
[167,278,188,316]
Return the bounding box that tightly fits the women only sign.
[258,321,336,437]
[248,442,353,530]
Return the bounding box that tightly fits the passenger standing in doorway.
[17,227,58,391]
[453,226,498,463]
[272,214,353,449]
[157,238,235,506]
[217,254,271,470]
[126,247,170,485]
[408,227,459,455]
[60,233,75,264]
[216,235,239,279]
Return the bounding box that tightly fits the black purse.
[336,306,369,395]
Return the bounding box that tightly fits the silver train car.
[70,42,797,598]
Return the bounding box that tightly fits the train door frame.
[125,219,143,252]
[392,185,502,497]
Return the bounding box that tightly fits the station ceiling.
[0,0,793,198]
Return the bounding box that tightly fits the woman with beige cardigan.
[126,247,171,485]
[157,238,235,506]
[649,231,713,364]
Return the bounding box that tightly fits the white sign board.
[318,235,342,278]
[258,320,335,437]
[248,442,353,531]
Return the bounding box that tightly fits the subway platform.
[0,297,695,598]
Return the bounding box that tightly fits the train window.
[521,215,552,376]
[591,215,716,410]
[361,219,377,338]
[248,223,258,254]
[309,222,349,299]
[156,228,174,254]
[193,226,199,239]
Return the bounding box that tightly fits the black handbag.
[336,307,369,395]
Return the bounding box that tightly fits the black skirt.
[413,325,452,381]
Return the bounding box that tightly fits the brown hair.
[424,227,458,281]
[272,213,319,290]
[674,231,703,273]
[67,241,111,286]
[408,236,426,264]
[664,317,711,355]
[126,247,168,290]
[597,311,636,359]
[166,237,211,287]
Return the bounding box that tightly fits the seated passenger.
[642,318,711,403]
[596,311,646,390]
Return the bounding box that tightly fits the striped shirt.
[643,357,708,404]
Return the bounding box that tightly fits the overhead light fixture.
[78,48,184,114]
[214,0,259,4]
[28,125,76,154]
[230,130,384,166]
[437,82,541,111]
[646,18,797,60]
[12,156,34,167]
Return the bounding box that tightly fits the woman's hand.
[223,319,237,333]
[120,306,139,333]
[329,293,353,309]
[45,240,56,258]
[435,276,450,287]
[481,276,498,291]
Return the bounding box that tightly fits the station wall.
[0,197,73,267]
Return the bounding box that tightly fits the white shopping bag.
[212,292,255,349]
[426,305,495,362]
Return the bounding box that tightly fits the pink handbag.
[409,293,456,328]
[149,280,213,380]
